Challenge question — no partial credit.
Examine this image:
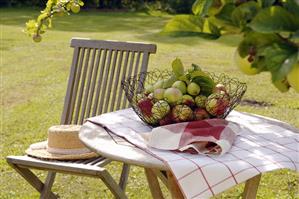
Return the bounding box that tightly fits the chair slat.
[61,47,80,124]
[121,51,135,109]
[116,51,130,110]
[74,48,91,124]
[109,50,124,112]
[87,157,106,165]
[79,48,97,124]
[85,49,102,118]
[97,49,113,115]
[68,48,86,124]
[92,49,107,116]
[137,53,150,93]
[103,50,119,113]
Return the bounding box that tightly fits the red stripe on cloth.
[178,120,228,147]
[174,151,215,196]
[209,156,238,185]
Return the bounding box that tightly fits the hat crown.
[47,125,85,150]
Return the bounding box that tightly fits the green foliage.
[249,6,299,33]
[163,0,299,93]
[24,0,84,41]
[2,9,299,197]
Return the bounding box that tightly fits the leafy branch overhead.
[26,0,299,93]
[163,0,299,93]
[25,0,84,42]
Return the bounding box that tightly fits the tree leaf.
[208,20,221,36]
[258,43,298,81]
[215,3,236,23]
[237,31,280,57]
[162,15,220,39]
[231,1,260,29]
[249,6,299,33]
[192,0,214,16]
[282,0,299,18]
[257,0,275,8]
[172,58,185,78]
[162,15,204,33]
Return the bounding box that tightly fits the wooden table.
[79,120,262,199]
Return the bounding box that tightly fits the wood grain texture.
[242,174,261,199]
[167,171,184,199]
[145,168,165,199]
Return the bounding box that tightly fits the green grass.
[1,8,298,199]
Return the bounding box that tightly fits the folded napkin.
[148,119,240,156]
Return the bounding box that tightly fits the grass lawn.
[1,8,298,199]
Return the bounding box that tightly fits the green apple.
[153,88,165,100]
[164,88,183,104]
[172,81,187,94]
[153,80,164,90]
[195,95,207,108]
[144,84,154,94]
[172,105,193,122]
[187,82,200,96]
[152,100,170,120]
[234,50,260,75]
[182,95,195,106]
[273,79,290,93]
[287,63,299,93]
[71,3,80,13]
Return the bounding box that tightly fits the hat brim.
[25,141,98,160]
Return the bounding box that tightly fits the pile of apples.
[135,58,232,126]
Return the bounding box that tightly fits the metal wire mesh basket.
[121,70,247,127]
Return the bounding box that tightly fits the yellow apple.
[234,50,260,75]
[287,63,299,93]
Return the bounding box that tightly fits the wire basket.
[121,69,247,127]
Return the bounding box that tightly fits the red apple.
[205,93,230,116]
[182,95,195,107]
[172,105,193,122]
[137,98,153,117]
[194,108,210,121]
[159,113,173,126]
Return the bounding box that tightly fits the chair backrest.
[60,38,157,125]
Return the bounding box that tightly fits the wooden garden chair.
[6,38,157,199]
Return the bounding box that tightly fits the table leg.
[167,171,184,199]
[144,168,164,199]
[242,174,261,199]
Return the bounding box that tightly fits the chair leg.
[40,171,57,199]
[98,170,128,199]
[242,174,262,199]
[119,163,130,190]
[7,162,57,199]
[144,168,165,199]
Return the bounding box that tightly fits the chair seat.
[7,155,111,177]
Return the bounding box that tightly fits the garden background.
[1,1,299,198]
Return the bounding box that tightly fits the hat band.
[46,146,91,155]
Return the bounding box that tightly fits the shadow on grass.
[0,8,239,47]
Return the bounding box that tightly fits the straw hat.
[26,125,97,160]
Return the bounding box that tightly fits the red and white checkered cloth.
[85,108,299,199]
[148,119,240,156]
